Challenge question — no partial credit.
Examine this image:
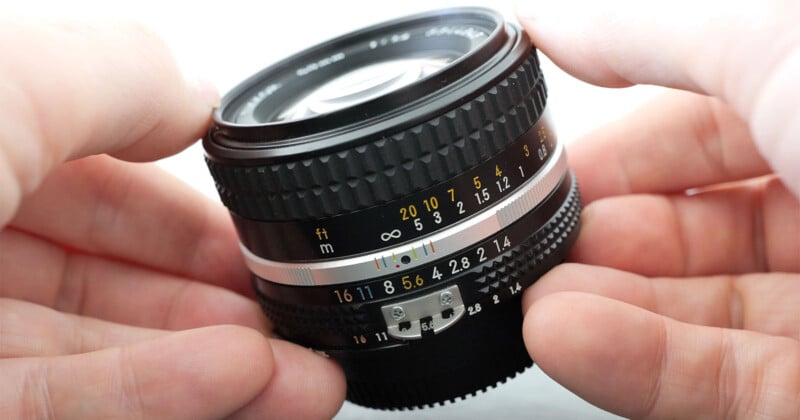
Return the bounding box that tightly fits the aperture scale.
[254,170,580,351]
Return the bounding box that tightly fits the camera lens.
[204,7,581,409]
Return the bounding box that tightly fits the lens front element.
[276,55,456,122]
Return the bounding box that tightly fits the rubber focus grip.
[206,51,547,222]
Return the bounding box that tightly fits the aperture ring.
[252,171,581,350]
[206,50,546,221]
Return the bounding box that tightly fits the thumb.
[0,326,273,419]
[523,292,800,419]
[516,0,800,197]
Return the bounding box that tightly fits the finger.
[524,264,800,340]
[517,0,800,197]
[10,155,251,294]
[523,292,800,419]
[0,228,268,332]
[231,339,346,420]
[0,298,167,357]
[569,177,800,277]
[567,91,770,203]
[0,326,275,419]
[0,18,218,226]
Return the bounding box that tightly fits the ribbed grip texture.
[253,174,581,350]
[255,292,376,338]
[207,50,547,221]
[474,175,581,295]
[340,298,533,409]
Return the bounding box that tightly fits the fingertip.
[570,196,685,276]
[234,339,346,420]
[0,17,221,171]
[515,0,634,88]
[523,292,664,418]
[526,263,659,317]
[521,289,569,358]
[67,19,218,162]
[566,137,632,204]
[107,71,218,161]
[159,325,275,414]
[190,78,222,110]
[522,263,584,312]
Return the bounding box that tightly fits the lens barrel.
[204,8,581,409]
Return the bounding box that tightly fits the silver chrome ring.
[242,143,568,286]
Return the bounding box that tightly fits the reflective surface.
[276,55,455,122]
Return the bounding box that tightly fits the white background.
[6,0,665,418]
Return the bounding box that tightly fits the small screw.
[391,306,406,321]
[440,291,454,306]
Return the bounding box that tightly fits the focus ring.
[206,50,546,221]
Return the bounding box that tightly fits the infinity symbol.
[380,229,402,242]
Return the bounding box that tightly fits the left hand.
[0,18,345,419]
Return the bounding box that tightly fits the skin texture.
[1,3,798,419]
[0,19,345,419]
[517,0,800,418]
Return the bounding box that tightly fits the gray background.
[12,1,663,418]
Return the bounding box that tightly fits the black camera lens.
[204,7,581,410]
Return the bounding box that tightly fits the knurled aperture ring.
[252,172,581,350]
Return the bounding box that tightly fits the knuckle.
[638,316,668,419]
[745,340,800,418]
[717,334,800,419]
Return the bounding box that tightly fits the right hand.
[517,0,800,418]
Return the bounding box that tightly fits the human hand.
[0,19,344,419]
[517,0,800,418]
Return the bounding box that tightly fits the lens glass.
[275,54,455,122]
[224,21,494,126]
